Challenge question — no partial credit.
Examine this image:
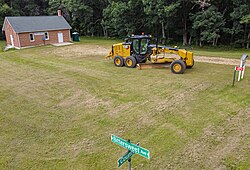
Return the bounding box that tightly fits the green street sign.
[111,134,150,159]
[118,151,134,167]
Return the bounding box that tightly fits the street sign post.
[111,134,150,169]
[118,151,134,167]
[111,134,150,159]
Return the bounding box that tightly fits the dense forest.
[0,0,249,47]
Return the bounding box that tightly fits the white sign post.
[238,54,248,81]
[233,54,248,86]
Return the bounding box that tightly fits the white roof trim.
[2,18,17,34]
[2,18,7,32]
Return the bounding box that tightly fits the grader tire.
[170,60,186,74]
[114,56,124,67]
[125,56,137,68]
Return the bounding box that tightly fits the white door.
[10,35,14,46]
[58,32,63,43]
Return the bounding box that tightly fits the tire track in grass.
[194,56,250,67]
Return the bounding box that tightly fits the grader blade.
[137,63,171,70]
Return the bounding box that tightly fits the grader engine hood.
[105,42,131,60]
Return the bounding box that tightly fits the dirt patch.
[58,89,83,108]
[161,123,188,138]
[108,102,134,117]
[64,138,95,158]
[58,89,111,109]
[136,111,156,128]
[194,56,250,67]
[153,83,211,114]
[53,44,110,58]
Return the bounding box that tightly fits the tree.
[0,0,248,46]
[102,1,131,37]
[66,0,94,35]
[142,0,180,40]
[223,0,249,48]
[191,5,225,46]
[0,0,14,38]
[48,0,108,36]
[102,0,145,37]
[5,0,48,16]
[177,0,196,45]
[240,14,250,48]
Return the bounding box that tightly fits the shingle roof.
[3,16,72,33]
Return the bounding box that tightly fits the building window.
[44,32,49,40]
[29,33,34,42]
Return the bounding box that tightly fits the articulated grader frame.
[105,35,194,74]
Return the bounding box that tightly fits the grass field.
[0,39,249,170]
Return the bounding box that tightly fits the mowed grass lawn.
[0,40,249,170]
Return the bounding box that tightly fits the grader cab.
[105,35,194,74]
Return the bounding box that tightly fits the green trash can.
[72,32,80,42]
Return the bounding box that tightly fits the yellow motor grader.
[105,35,194,74]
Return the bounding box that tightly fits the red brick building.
[2,11,72,49]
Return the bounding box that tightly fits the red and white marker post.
[232,54,248,86]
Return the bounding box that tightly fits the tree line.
[0,0,249,48]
